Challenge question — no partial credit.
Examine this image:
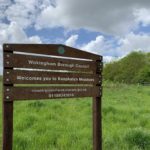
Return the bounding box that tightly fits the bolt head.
[6,88,10,92]
[6,96,10,99]
[6,78,9,81]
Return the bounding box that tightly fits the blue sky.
[0,0,150,74]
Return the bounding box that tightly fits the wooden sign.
[4,86,101,100]
[2,44,103,150]
[4,69,100,85]
[4,53,97,72]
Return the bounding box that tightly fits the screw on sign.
[2,44,103,150]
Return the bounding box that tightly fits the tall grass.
[0,82,150,149]
[103,82,150,150]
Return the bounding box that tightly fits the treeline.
[103,51,150,84]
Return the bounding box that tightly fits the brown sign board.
[3,44,101,60]
[4,53,97,72]
[4,86,101,100]
[3,44,103,150]
[4,69,100,85]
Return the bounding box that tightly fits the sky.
[0,0,150,74]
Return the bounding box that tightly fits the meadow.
[0,81,150,150]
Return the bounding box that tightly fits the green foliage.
[104,51,150,83]
[135,66,150,83]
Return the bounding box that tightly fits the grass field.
[0,81,150,150]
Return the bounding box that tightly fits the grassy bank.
[0,82,150,150]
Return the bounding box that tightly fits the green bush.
[135,66,150,83]
[103,51,150,84]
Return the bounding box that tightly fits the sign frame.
[2,44,103,150]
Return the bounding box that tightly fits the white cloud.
[2,0,54,28]
[65,34,78,47]
[80,32,150,62]
[28,36,42,43]
[81,36,105,54]
[117,32,150,56]
[5,0,36,28]
[0,0,12,21]
[134,8,150,27]
[80,35,117,57]
[36,0,150,35]
[1,0,150,35]
[0,22,42,44]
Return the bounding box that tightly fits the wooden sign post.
[2,44,103,150]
